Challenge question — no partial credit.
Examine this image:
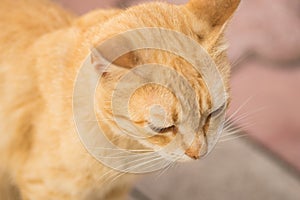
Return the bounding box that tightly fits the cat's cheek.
[147,135,172,147]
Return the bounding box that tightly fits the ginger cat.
[0,0,240,199]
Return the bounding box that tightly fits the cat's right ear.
[91,48,110,76]
[90,48,129,77]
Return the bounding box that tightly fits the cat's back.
[0,0,75,164]
[0,0,122,164]
[0,1,125,198]
[0,0,74,98]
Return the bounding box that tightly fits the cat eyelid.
[210,103,226,117]
[148,123,175,134]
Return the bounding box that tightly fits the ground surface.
[131,137,300,200]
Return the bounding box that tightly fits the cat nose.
[184,135,207,160]
[185,137,201,159]
[185,148,200,159]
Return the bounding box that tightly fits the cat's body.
[0,1,128,199]
[0,0,240,199]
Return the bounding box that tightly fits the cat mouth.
[162,149,208,163]
[176,153,207,162]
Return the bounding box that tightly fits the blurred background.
[56,0,300,199]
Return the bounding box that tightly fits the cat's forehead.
[95,3,201,44]
[98,49,225,114]
[134,50,218,112]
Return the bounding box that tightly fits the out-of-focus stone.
[133,138,300,200]
[229,61,300,170]
[227,0,300,63]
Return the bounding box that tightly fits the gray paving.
[131,138,300,200]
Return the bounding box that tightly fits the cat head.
[86,0,240,162]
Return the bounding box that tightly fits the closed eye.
[148,123,175,134]
[210,103,226,117]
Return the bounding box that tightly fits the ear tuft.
[186,0,240,27]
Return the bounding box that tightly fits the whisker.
[225,95,255,122]
[229,106,269,124]
[221,130,245,138]
[104,156,167,185]
[113,154,161,172]
[155,162,172,179]
[222,121,256,136]
[222,121,257,137]
[155,158,179,179]
[222,105,268,139]
[96,151,157,159]
[96,154,161,184]
[218,134,247,142]
[108,158,166,186]
[89,146,154,152]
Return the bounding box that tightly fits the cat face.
[90,0,240,162]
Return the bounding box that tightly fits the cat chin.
[159,150,208,163]
[176,156,194,163]
[175,154,208,163]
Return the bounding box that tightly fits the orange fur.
[0,0,240,199]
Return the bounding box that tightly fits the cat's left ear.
[90,48,129,77]
[186,0,240,29]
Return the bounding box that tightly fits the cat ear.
[91,48,110,75]
[186,0,240,28]
[90,48,129,76]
